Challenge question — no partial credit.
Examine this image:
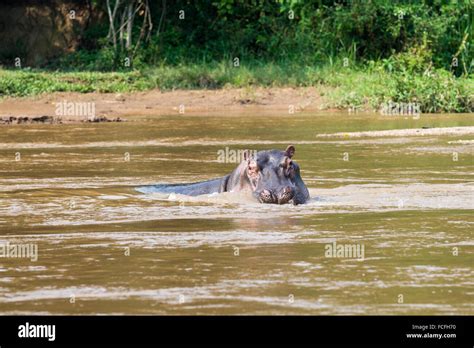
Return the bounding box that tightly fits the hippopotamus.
[136,145,310,205]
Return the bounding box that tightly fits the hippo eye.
[279,163,292,177]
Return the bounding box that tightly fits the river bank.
[1,64,472,117]
[1,87,473,126]
[0,87,327,121]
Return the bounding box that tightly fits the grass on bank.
[0,61,472,113]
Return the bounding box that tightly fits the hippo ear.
[285,145,295,158]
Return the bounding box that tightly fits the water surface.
[0,112,472,314]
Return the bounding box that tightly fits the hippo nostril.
[277,186,295,204]
[259,189,277,204]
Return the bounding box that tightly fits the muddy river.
[0,112,472,314]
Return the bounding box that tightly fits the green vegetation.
[0,0,472,112]
[2,61,471,113]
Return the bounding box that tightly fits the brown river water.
[0,112,472,315]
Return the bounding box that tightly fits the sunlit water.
[0,112,472,315]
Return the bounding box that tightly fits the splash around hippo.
[136,145,310,205]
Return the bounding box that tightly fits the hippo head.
[244,145,303,204]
